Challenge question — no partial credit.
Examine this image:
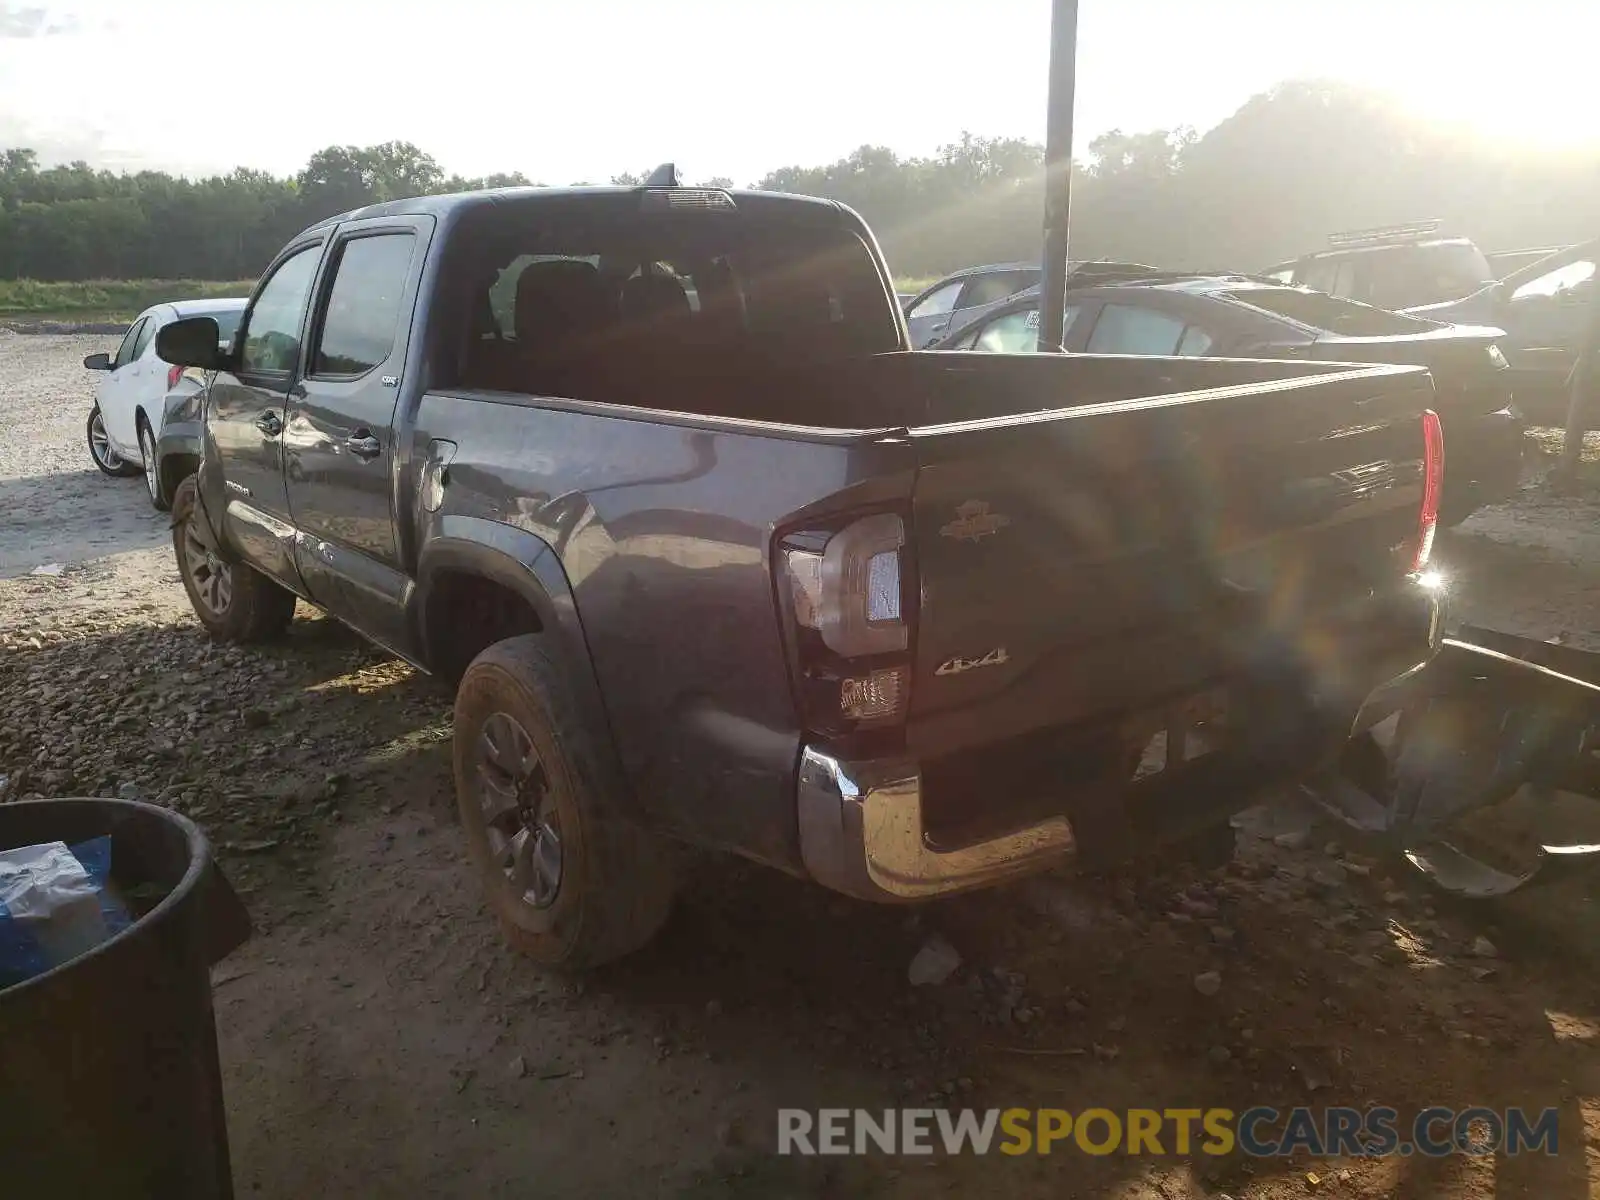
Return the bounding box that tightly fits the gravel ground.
[0,330,169,578]
[3,336,1600,1200]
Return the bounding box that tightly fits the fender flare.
[416,517,637,820]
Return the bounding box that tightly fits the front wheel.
[453,635,679,969]
[87,406,139,478]
[138,416,169,512]
[171,476,296,641]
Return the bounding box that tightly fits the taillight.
[167,364,184,390]
[777,512,915,735]
[1413,408,1444,572]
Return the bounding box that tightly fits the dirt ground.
[3,332,1599,1199]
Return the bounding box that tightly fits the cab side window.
[312,234,417,376]
[240,246,322,375]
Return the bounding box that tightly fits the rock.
[1106,1015,1127,1033]
[1063,998,1087,1018]
[1193,970,1223,997]
[1209,925,1236,945]
[116,781,140,800]
[705,999,723,1018]
[1471,966,1498,982]
[241,707,271,729]
[1273,829,1310,851]
[509,1055,528,1079]
[1471,936,1498,959]
[1207,1044,1232,1065]
[907,935,962,987]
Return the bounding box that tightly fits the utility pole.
[1036,0,1080,352]
[1557,281,1600,483]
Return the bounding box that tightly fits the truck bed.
[424,352,1437,868]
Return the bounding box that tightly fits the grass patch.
[0,278,255,323]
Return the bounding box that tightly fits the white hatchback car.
[83,298,247,507]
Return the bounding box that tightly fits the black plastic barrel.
[0,798,251,1198]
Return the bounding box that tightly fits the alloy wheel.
[89,410,121,471]
[474,710,563,910]
[182,522,233,616]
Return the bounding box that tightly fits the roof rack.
[1327,219,1441,249]
[1064,260,1168,284]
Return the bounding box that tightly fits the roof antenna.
[644,162,680,187]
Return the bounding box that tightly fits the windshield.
[1228,287,1436,336]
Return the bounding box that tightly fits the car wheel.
[171,476,296,641]
[137,415,169,512]
[453,634,679,969]
[87,406,140,478]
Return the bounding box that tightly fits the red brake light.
[1413,409,1444,572]
[167,364,184,390]
[776,511,916,736]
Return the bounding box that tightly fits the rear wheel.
[453,635,678,969]
[137,415,169,511]
[171,476,296,641]
[87,406,139,478]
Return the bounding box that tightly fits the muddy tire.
[87,406,139,478]
[171,476,296,642]
[453,634,678,969]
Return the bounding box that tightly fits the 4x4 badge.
[940,500,1011,542]
[936,647,1010,676]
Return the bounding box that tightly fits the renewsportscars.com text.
[777,1106,1560,1158]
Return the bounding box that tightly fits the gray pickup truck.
[157,173,1445,967]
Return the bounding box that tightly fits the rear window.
[1227,288,1434,337]
[446,202,899,392]
[197,308,243,347]
[1364,243,1494,308]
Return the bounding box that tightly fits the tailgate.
[1309,325,1510,416]
[904,360,1435,759]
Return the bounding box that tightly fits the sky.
[0,0,1596,183]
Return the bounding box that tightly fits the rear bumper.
[798,749,1077,900]
[798,580,1445,901]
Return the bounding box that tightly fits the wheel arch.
[417,520,636,820]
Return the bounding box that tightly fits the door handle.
[344,432,382,460]
[254,411,283,436]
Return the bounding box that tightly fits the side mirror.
[155,316,225,371]
[82,352,111,371]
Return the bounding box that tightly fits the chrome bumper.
[796,748,1076,901]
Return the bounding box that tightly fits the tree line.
[2,79,1597,285]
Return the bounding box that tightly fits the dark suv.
[1265,222,1496,312]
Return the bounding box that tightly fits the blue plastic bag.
[0,836,132,989]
